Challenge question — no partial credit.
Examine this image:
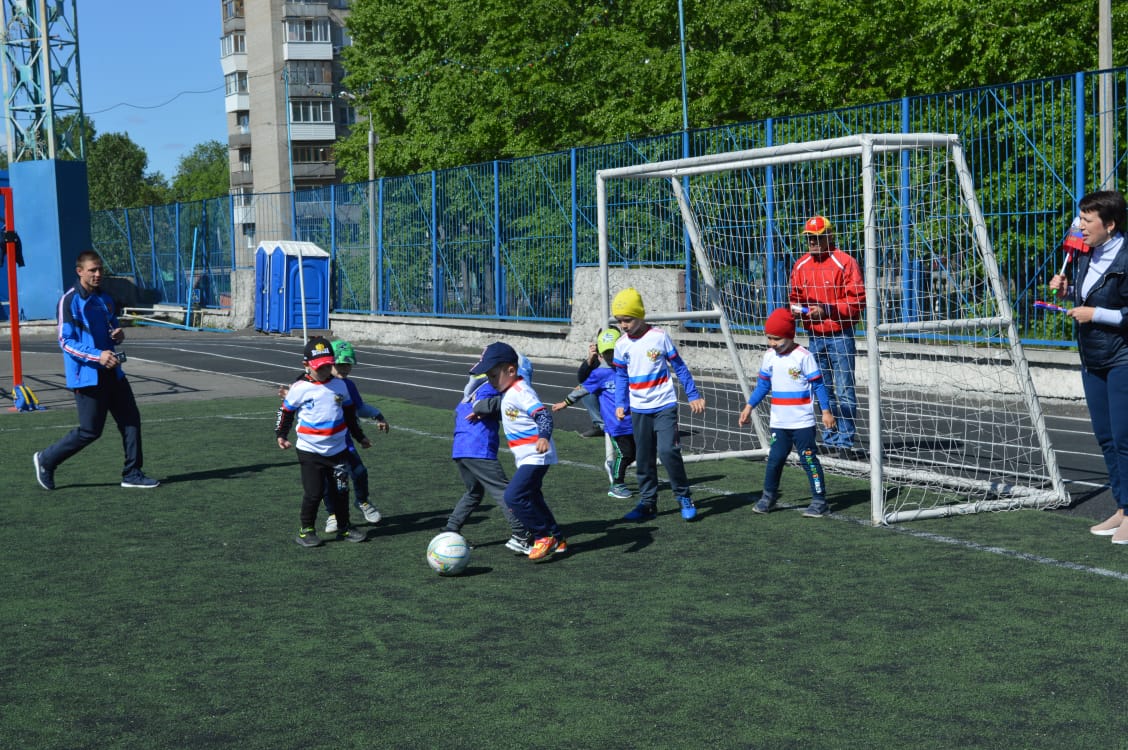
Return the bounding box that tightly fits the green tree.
[171,140,230,202]
[339,0,1122,178]
[86,130,170,210]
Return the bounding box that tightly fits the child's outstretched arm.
[343,404,372,449]
[737,373,771,427]
[551,385,590,413]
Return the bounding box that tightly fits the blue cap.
[469,342,519,375]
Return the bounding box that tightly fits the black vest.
[1075,236,1128,371]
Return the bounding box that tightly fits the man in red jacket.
[788,215,866,450]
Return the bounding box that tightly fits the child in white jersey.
[738,307,836,517]
[275,337,372,547]
[469,342,566,562]
[611,288,706,522]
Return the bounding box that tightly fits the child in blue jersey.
[322,340,388,532]
[738,307,836,517]
[275,337,372,547]
[612,288,706,522]
[552,328,637,499]
[443,372,535,555]
[469,342,566,562]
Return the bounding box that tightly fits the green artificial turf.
[2,396,1127,749]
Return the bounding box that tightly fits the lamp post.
[677,0,688,136]
[342,91,378,311]
[1098,0,1114,190]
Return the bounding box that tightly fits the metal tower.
[0,0,84,163]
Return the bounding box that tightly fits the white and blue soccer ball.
[426,531,471,576]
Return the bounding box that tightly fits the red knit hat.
[764,307,796,339]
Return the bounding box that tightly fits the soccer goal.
[595,133,1069,524]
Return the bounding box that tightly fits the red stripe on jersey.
[297,423,347,436]
[629,375,669,390]
[507,435,540,448]
[771,396,811,406]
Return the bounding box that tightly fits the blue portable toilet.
[254,241,331,334]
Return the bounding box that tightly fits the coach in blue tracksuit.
[1050,190,1128,543]
[33,251,159,490]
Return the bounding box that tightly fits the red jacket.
[789,247,865,335]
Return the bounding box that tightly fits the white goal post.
[595,133,1070,525]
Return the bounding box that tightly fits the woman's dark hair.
[1078,190,1128,234]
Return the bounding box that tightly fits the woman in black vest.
[1050,190,1128,543]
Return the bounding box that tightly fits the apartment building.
[220,0,353,256]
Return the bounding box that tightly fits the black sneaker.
[33,452,55,490]
[295,527,323,547]
[336,526,367,543]
[578,426,605,438]
[121,472,160,489]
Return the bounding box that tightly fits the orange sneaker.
[1091,510,1125,537]
[529,536,566,561]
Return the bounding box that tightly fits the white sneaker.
[324,514,338,534]
[358,502,382,524]
[505,535,533,555]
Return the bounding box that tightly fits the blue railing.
[90,67,1128,344]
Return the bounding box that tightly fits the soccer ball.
[426,531,471,576]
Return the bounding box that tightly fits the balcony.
[227,131,251,149]
[293,162,337,181]
[221,52,247,76]
[284,1,329,18]
[233,203,255,226]
[225,92,249,114]
[282,40,333,61]
[287,81,332,98]
[230,170,254,188]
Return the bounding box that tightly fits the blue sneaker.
[752,494,776,514]
[802,501,829,518]
[33,451,55,490]
[121,472,160,489]
[678,496,697,521]
[623,502,657,521]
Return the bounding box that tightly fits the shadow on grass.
[695,491,757,519]
[371,507,465,537]
[161,460,290,483]
[831,487,870,512]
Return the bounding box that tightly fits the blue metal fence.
[90,67,1128,344]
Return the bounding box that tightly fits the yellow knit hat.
[611,287,646,319]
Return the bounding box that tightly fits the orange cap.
[801,215,833,236]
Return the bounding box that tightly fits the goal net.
[595,133,1069,524]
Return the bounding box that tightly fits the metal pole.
[677,0,688,134]
[368,122,376,314]
[1099,0,1114,190]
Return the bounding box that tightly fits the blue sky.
[78,1,227,179]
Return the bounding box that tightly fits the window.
[290,100,333,123]
[286,19,330,43]
[233,187,253,207]
[286,61,330,86]
[237,112,249,133]
[220,32,245,57]
[239,149,251,172]
[225,72,248,96]
[293,145,332,163]
[222,0,243,20]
